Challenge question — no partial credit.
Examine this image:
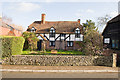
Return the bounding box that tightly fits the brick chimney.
[78,19,80,24]
[41,13,45,24]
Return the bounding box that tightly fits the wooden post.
[112,53,117,67]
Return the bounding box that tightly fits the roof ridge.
[34,21,77,22]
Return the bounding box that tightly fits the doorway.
[37,40,42,51]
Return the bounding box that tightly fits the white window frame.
[31,27,36,32]
[104,38,110,44]
[50,41,55,47]
[67,41,73,47]
[50,27,55,37]
[75,28,80,38]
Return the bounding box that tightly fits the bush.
[0,36,25,58]
[82,20,103,56]
[22,32,39,51]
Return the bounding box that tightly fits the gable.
[102,14,120,36]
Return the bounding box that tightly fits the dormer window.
[31,27,36,32]
[49,27,55,37]
[75,28,80,38]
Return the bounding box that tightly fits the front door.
[37,40,42,51]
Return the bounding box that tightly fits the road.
[2,72,119,78]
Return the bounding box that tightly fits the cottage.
[27,14,83,50]
[102,14,120,50]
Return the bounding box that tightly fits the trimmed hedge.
[0,36,25,58]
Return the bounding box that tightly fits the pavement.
[0,65,119,73]
[1,65,120,78]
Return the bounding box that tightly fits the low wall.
[2,55,113,67]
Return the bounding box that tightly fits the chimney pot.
[78,19,80,24]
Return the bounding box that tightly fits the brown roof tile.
[28,21,83,34]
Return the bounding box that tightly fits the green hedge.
[0,36,25,58]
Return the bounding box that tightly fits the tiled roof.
[27,21,83,33]
[108,14,120,23]
[0,19,22,31]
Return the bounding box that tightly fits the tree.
[22,32,39,51]
[2,15,23,31]
[2,15,12,24]
[97,14,111,28]
[83,20,96,29]
[82,20,103,56]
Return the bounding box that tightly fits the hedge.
[0,36,25,58]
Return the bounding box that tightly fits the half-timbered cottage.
[102,14,120,50]
[27,14,83,50]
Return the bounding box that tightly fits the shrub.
[22,32,39,51]
[82,20,103,56]
[0,36,25,58]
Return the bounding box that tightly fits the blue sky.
[1,1,119,32]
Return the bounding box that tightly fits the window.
[112,40,119,49]
[50,27,55,37]
[67,41,73,47]
[50,41,55,47]
[112,40,115,48]
[61,34,66,37]
[75,28,80,38]
[116,40,119,48]
[31,27,36,32]
[104,38,110,43]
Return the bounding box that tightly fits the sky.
[1,1,119,32]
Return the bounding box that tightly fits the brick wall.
[0,27,22,36]
[0,27,10,36]
[42,41,82,50]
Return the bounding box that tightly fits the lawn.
[22,50,84,55]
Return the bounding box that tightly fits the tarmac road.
[2,72,119,78]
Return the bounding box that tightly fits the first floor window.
[50,27,55,37]
[31,27,36,32]
[50,41,55,47]
[75,28,80,38]
[112,40,119,48]
[50,33,55,37]
[67,41,73,47]
[61,34,66,37]
[75,33,80,38]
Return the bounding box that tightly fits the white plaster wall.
[37,35,43,40]
[70,34,75,41]
[38,33,83,41]
[45,34,49,39]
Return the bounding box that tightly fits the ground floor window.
[50,41,55,47]
[67,41,73,47]
[104,38,110,43]
[112,40,119,48]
